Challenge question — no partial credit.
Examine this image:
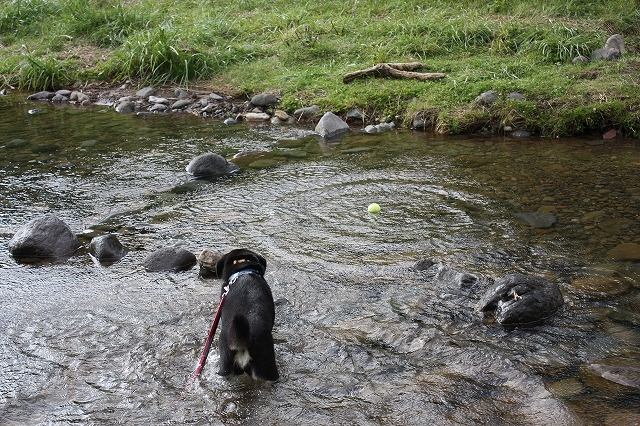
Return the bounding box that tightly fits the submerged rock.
[8,214,81,263]
[585,358,640,390]
[478,274,564,325]
[514,212,557,229]
[607,243,640,261]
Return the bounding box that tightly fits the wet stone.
[89,234,127,262]
[27,91,55,100]
[185,152,240,179]
[197,248,221,278]
[584,358,640,391]
[478,274,564,325]
[315,112,349,139]
[143,246,197,272]
[115,101,135,114]
[8,214,81,263]
[511,130,532,138]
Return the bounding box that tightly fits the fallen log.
[343,62,446,83]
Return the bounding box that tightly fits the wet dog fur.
[215,248,279,381]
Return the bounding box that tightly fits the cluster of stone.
[24,83,399,139]
[573,34,626,63]
[27,89,91,105]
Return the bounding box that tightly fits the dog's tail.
[228,313,252,368]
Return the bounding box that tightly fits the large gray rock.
[478,274,564,325]
[143,246,197,272]
[315,112,350,139]
[89,234,127,262]
[8,214,81,263]
[185,152,240,179]
[604,34,625,53]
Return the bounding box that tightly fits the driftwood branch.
[343,62,446,83]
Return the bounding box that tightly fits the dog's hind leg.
[229,313,252,371]
[217,333,236,376]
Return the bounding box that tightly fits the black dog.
[215,249,279,381]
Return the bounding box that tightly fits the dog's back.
[216,249,279,381]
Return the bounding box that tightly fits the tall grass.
[62,0,155,48]
[17,53,72,90]
[0,0,60,37]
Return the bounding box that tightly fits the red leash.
[173,285,229,411]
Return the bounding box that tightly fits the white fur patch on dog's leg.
[233,349,252,369]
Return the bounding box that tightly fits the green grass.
[1,0,639,136]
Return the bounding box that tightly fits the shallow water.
[1,93,639,425]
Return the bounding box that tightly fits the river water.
[1,93,639,425]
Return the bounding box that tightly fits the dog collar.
[227,269,260,285]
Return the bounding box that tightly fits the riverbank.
[1,0,639,137]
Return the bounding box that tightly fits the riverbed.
[1,93,639,425]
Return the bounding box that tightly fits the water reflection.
[1,93,639,424]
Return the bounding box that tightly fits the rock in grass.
[250,93,279,107]
[475,90,498,106]
[593,48,621,61]
[605,34,625,53]
[294,105,320,119]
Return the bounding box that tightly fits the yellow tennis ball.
[368,203,381,213]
